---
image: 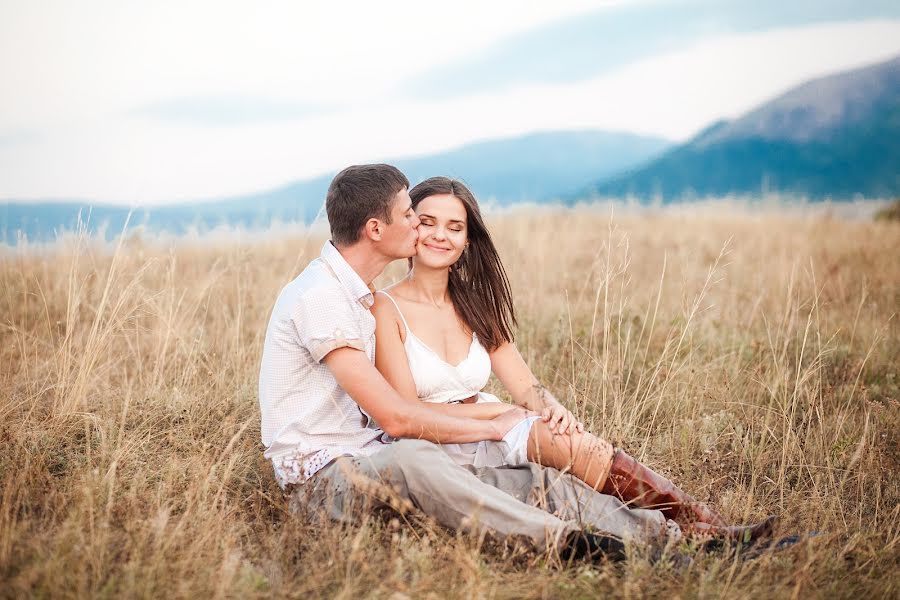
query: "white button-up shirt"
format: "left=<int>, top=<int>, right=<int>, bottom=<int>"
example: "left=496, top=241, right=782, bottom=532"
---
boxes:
left=259, top=241, right=386, bottom=488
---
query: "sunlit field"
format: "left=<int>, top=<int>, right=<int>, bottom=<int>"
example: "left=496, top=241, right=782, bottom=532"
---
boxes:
left=2, top=203, right=898, bottom=599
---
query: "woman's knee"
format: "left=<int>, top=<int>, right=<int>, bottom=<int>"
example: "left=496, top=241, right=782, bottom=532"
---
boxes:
left=568, top=431, right=614, bottom=468
left=529, top=422, right=579, bottom=465
left=530, top=426, right=613, bottom=464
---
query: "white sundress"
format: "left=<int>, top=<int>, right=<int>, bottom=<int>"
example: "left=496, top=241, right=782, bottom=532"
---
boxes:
left=377, top=291, right=538, bottom=467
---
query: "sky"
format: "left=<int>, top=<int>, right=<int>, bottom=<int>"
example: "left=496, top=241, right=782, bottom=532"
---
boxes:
left=2, top=0, right=900, bottom=205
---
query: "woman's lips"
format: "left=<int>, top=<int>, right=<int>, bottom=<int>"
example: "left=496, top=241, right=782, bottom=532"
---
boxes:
left=423, top=243, right=451, bottom=252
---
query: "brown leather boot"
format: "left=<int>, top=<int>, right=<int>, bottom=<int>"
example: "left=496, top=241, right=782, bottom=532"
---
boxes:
left=600, top=449, right=776, bottom=543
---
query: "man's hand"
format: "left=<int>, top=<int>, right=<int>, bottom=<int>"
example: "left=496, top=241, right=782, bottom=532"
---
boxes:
left=540, top=404, right=583, bottom=435
left=490, top=406, right=538, bottom=440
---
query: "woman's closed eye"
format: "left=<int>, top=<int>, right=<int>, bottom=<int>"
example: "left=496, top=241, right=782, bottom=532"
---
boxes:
left=422, top=221, right=462, bottom=232
left=417, top=217, right=465, bottom=236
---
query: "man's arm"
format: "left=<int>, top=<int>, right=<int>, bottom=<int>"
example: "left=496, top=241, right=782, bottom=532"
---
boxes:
left=422, top=401, right=517, bottom=420
left=324, top=347, right=526, bottom=443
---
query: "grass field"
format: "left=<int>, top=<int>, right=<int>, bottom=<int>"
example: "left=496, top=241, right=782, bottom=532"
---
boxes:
left=2, top=205, right=898, bottom=598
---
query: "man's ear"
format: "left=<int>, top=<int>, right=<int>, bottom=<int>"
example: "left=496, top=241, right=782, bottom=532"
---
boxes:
left=364, top=218, right=382, bottom=241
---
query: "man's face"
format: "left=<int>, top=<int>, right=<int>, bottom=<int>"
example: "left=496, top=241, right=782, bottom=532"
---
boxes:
left=379, top=188, right=420, bottom=259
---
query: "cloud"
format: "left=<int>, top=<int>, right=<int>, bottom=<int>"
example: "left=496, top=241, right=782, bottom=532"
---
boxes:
left=0, top=1, right=605, bottom=131
left=402, top=0, right=900, bottom=98
left=4, top=20, right=899, bottom=206
left=2, top=3, right=900, bottom=205
left=0, top=128, right=40, bottom=148
left=132, top=94, right=328, bottom=126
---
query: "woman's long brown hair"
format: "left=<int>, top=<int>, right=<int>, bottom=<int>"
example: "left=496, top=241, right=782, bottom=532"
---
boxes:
left=408, top=177, right=517, bottom=351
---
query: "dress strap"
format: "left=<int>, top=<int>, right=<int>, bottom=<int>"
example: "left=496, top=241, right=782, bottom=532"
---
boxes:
left=376, top=290, right=411, bottom=338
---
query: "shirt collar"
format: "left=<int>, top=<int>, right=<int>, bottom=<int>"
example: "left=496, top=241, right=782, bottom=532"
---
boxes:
left=320, top=241, right=375, bottom=309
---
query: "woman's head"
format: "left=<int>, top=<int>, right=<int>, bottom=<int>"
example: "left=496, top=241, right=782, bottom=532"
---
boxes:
left=409, top=191, right=468, bottom=270
left=408, top=177, right=516, bottom=351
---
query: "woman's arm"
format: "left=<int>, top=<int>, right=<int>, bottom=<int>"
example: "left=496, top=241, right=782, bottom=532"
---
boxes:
left=372, top=293, right=420, bottom=402
left=372, top=293, right=520, bottom=422
left=489, top=341, right=583, bottom=433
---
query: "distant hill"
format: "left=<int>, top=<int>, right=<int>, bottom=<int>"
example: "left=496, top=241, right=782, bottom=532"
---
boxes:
left=396, top=130, right=669, bottom=204
left=1, top=130, right=669, bottom=244
left=585, top=56, right=900, bottom=201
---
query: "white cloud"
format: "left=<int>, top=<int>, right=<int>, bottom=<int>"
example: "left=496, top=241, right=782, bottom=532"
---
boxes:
left=0, top=0, right=610, bottom=130
left=475, top=19, right=900, bottom=140
left=1, top=6, right=898, bottom=203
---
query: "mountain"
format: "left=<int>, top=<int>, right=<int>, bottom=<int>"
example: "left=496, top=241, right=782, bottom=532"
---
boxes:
left=395, top=130, right=669, bottom=204
left=1, top=130, right=669, bottom=244
left=585, top=56, right=900, bottom=201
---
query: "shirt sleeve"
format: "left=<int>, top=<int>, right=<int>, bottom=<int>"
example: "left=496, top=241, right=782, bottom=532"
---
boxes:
left=290, top=283, right=366, bottom=363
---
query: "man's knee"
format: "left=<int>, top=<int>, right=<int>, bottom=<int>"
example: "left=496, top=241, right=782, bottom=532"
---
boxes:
left=373, top=439, right=462, bottom=490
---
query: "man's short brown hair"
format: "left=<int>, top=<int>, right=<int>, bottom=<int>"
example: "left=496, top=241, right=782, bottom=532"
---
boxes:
left=325, top=164, right=410, bottom=246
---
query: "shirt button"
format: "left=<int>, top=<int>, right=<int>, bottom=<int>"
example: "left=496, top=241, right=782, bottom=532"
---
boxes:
left=334, top=329, right=343, bottom=337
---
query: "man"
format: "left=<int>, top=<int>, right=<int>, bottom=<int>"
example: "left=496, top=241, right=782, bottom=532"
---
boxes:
left=259, top=164, right=671, bottom=560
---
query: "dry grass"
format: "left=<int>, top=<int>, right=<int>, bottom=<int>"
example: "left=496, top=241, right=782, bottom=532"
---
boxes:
left=2, top=206, right=899, bottom=599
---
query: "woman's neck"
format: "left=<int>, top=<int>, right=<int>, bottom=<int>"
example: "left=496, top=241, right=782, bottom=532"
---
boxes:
left=405, top=264, right=451, bottom=307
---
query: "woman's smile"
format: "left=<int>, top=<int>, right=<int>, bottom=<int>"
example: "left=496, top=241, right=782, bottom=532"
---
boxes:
left=422, top=242, right=452, bottom=252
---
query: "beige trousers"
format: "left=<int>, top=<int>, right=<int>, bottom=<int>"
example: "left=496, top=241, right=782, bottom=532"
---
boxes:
left=290, top=439, right=670, bottom=553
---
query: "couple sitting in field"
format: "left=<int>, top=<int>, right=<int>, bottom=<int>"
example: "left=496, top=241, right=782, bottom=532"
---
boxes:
left=258, top=164, right=775, bottom=560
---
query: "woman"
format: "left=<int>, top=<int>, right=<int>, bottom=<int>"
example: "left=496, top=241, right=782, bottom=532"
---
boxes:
left=372, top=176, right=774, bottom=542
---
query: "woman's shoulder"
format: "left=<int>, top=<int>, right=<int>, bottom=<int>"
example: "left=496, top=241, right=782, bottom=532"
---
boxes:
left=371, top=289, right=398, bottom=315
left=371, top=289, right=406, bottom=338
left=373, top=282, right=412, bottom=311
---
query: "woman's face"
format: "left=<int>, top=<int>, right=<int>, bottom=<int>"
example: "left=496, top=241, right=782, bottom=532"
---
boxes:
left=413, top=193, right=468, bottom=270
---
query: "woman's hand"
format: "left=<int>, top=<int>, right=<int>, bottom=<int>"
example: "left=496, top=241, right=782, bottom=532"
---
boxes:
left=540, top=404, right=583, bottom=435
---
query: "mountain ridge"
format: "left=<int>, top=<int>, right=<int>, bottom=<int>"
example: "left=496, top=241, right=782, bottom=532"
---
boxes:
left=586, top=55, right=900, bottom=200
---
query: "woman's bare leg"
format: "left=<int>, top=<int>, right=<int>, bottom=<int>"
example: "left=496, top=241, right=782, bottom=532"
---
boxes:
left=526, top=422, right=776, bottom=543
left=527, top=420, right=727, bottom=525
left=526, top=420, right=615, bottom=490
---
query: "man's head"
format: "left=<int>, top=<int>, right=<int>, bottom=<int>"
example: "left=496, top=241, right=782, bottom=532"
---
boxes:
left=325, top=164, right=419, bottom=258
